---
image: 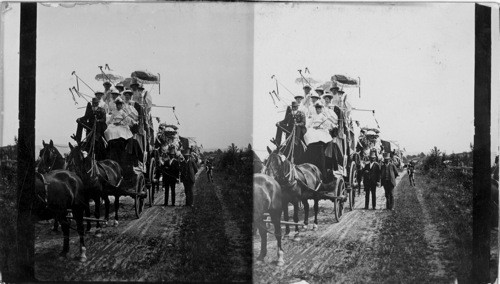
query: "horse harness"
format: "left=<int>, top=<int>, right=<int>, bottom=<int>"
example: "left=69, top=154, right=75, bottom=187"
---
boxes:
left=96, top=162, right=123, bottom=189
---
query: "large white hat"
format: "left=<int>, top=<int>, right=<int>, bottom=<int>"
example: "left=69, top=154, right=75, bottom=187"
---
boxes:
left=314, top=101, right=324, bottom=108
left=310, top=93, right=321, bottom=100
left=114, top=97, right=124, bottom=104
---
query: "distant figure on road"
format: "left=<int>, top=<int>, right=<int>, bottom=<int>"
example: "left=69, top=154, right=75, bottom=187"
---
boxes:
left=206, top=159, right=213, bottom=182
left=180, top=148, right=198, bottom=207
left=381, top=153, right=399, bottom=210
left=407, top=161, right=415, bottom=186
left=363, top=151, right=381, bottom=210
left=160, top=148, right=180, bottom=207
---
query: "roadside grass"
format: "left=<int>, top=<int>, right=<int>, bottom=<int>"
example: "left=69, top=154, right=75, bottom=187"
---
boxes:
left=420, top=169, right=473, bottom=283
left=0, top=170, right=17, bottom=280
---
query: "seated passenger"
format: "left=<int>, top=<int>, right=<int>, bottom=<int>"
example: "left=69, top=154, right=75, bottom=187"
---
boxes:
left=106, top=88, right=121, bottom=115
left=306, top=93, right=321, bottom=120
left=304, top=101, right=333, bottom=145
left=104, top=97, right=133, bottom=141
left=122, top=90, right=140, bottom=123
left=321, top=92, right=339, bottom=131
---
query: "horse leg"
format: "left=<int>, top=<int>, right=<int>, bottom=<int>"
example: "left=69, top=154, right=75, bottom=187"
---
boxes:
left=94, top=195, right=101, bottom=230
left=283, top=197, right=291, bottom=238
left=85, top=198, right=92, bottom=232
left=256, top=219, right=267, bottom=263
left=313, top=199, right=319, bottom=231
left=73, top=208, right=87, bottom=262
left=270, top=210, right=284, bottom=266
left=302, top=199, right=309, bottom=231
left=113, top=195, right=120, bottom=226
left=293, top=202, right=300, bottom=241
left=59, top=216, right=70, bottom=258
left=52, top=219, right=59, bottom=233
left=104, top=195, right=111, bottom=226
left=93, top=196, right=103, bottom=237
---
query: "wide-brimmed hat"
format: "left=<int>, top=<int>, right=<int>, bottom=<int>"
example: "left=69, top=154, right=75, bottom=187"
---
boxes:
left=303, top=84, right=311, bottom=90
left=130, top=78, right=139, bottom=87
left=110, top=88, right=120, bottom=96
left=366, top=130, right=378, bottom=136
left=116, top=82, right=124, bottom=88
left=322, top=93, right=333, bottom=99
left=95, top=91, right=104, bottom=96
left=315, top=86, right=324, bottom=92
left=122, top=90, right=133, bottom=96
left=310, top=94, right=321, bottom=100
left=114, top=97, right=124, bottom=104
left=330, top=82, right=340, bottom=91
left=294, top=94, right=304, bottom=99
left=103, top=81, right=112, bottom=87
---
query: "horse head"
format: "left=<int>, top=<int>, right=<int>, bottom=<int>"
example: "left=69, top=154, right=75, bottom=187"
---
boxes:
left=265, top=152, right=297, bottom=190
left=66, top=142, right=89, bottom=177
left=38, top=139, right=64, bottom=174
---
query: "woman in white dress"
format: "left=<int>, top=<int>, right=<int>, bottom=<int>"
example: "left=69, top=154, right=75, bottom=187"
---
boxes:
left=322, top=92, right=339, bottom=130
left=304, top=101, right=333, bottom=145
left=104, top=97, right=133, bottom=141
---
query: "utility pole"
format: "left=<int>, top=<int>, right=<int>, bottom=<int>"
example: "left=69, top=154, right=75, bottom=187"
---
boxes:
left=472, top=4, right=491, bottom=283
left=16, top=2, right=37, bottom=281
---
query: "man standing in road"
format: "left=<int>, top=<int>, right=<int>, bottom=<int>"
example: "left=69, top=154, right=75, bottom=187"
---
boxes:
left=381, top=153, right=399, bottom=210
left=363, top=151, right=381, bottom=209
left=161, top=148, right=180, bottom=206
left=180, top=148, right=198, bottom=207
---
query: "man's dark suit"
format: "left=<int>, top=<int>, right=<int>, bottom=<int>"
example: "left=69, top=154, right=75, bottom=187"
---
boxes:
left=275, top=110, right=307, bottom=161
left=381, top=161, right=399, bottom=210
left=180, top=156, right=198, bottom=206
left=75, top=103, right=107, bottom=160
left=363, top=161, right=381, bottom=209
left=161, top=158, right=180, bottom=206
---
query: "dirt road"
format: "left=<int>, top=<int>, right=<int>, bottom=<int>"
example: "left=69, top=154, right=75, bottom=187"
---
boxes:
left=253, top=171, right=470, bottom=283
left=34, top=167, right=252, bottom=282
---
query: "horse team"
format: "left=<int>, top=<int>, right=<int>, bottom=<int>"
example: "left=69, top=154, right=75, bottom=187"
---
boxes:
left=34, top=140, right=127, bottom=262
left=254, top=147, right=338, bottom=266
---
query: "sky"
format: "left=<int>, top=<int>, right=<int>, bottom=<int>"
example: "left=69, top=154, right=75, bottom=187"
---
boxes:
left=1, top=2, right=253, bottom=151
left=253, top=2, right=499, bottom=159
left=1, top=2, right=499, bottom=160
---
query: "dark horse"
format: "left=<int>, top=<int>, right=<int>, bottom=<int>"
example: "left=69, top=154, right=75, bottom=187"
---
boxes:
left=66, top=142, right=123, bottom=229
left=34, top=170, right=87, bottom=261
left=265, top=148, right=328, bottom=239
left=37, top=140, right=68, bottom=233
left=37, top=140, right=66, bottom=174
left=254, top=173, right=284, bottom=266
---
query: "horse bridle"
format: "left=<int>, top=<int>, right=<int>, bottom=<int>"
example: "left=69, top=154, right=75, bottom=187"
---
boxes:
left=37, top=146, right=58, bottom=173
left=265, top=154, right=297, bottom=188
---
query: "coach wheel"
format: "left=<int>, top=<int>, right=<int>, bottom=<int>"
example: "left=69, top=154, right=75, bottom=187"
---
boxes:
left=135, top=174, right=146, bottom=218
left=148, top=157, right=156, bottom=206
left=348, top=162, right=358, bottom=211
left=333, top=179, right=346, bottom=222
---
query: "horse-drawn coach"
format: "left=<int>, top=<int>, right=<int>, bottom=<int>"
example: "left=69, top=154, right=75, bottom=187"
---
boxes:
left=33, top=66, right=195, bottom=260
